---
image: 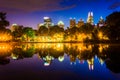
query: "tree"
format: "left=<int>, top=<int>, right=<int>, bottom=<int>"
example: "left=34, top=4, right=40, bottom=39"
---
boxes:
left=22, top=27, right=35, bottom=41
left=38, top=26, right=48, bottom=36
left=0, top=12, right=9, bottom=29
left=49, top=25, right=64, bottom=36
left=79, top=23, right=94, bottom=34
left=105, top=11, right=120, bottom=40
left=12, top=25, right=23, bottom=41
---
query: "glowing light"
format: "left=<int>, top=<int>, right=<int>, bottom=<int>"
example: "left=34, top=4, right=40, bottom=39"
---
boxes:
left=44, top=17, right=50, bottom=20
left=44, top=62, right=50, bottom=66
left=98, top=32, right=103, bottom=40
left=58, top=56, right=64, bottom=62
left=0, top=32, right=12, bottom=41
left=87, top=58, right=94, bottom=70
left=0, top=43, right=13, bottom=57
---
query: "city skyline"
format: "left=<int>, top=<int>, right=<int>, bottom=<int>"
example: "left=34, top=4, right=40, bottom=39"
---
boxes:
left=0, top=0, right=120, bottom=29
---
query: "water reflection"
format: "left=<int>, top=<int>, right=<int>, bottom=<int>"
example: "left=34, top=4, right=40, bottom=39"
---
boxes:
left=0, top=43, right=120, bottom=73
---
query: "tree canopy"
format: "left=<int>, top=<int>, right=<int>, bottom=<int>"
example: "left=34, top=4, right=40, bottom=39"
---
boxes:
left=0, top=12, right=9, bottom=29
left=105, top=11, right=120, bottom=40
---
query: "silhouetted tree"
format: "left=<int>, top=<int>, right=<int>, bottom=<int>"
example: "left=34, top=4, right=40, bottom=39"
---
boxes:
left=105, top=45, right=120, bottom=73
left=105, top=11, right=120, bottom=40
left=79, top=23, right=94, bottom=34
left=0, top=12, right=9, bottom=30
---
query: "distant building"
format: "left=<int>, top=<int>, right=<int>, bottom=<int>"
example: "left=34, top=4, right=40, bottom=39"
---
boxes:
left=77, top=19, right=84, bottom=28
left=87, top=12, right=94, bottom=25
left=58, top=20, right=64, bottom=28
left=97, top=16, right=105, bottom=27
left=70, top=18, right=76, bottom=28
left=10, top=24, right=23, bottom=32
left=38, top=17, right=54, bottom=29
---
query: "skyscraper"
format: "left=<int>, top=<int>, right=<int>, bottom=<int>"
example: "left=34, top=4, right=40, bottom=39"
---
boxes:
left=87, top=12, right=94, bottom=25
left=38, top=17, right=54, bottom=29
left=77, top=18, right=84, bottom=28
left=70, top=18, right=76, bottom=28
left=44, top=17, right=53, bottom=28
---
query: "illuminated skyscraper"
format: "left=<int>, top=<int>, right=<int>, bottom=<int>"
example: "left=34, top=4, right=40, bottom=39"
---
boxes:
left=70, top=18, right=76, bottom=28
left=77, top=19, right=84, bottom=28
left=87, top=12, right=94, bottom=25
left=44, top=17, right=54, bottom=28
left=38, top=17, right=54, bottom=29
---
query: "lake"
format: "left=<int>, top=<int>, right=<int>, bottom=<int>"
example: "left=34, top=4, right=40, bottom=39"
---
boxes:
left=0, top=43, right=120, bottom=80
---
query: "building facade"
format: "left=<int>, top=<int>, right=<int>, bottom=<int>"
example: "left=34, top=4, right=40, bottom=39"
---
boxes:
left=87, top=12, right=94, bottom=25
left=70, top=18, right=76, bottom=28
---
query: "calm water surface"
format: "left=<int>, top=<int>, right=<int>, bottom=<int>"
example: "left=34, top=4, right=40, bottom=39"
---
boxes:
left=0, top=43, right=120, bottom=80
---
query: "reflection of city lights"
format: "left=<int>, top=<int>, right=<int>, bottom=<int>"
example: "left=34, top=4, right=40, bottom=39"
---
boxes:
left=58, top=56, right=64, bottom=62
left=44, top=62, right=50, bottom=66
left=11, top=54, right=18, bottom=60
left=79, top=60, right=84, bottom=64
left=99, top=58, right=104, bottom=65
left=99, top=44, right=109, bottom=53
left=0, top=43, right=13, bottom=57
left=87, top=58, right=94, bottom=70
left=10, top=43, right=109, bottom=68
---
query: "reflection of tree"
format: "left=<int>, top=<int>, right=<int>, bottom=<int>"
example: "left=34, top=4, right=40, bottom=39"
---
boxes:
left=105, top=45, right=120, bottom=73
left=68, top=47, right=79, bottom=62
left=12, top=46, right=35, bottom=59
left=0, top=43, right=112, bottom=68
left=12, top=48, right=24, bottom=59
left=80, top=50, right=93, bottom=60
left=23, top=47, right=35, bottom=57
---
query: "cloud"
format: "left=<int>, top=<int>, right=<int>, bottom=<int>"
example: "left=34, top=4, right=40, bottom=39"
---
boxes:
left=109, top=1, right=120, bottom=9
left=0, top=0, right=79, bottom=13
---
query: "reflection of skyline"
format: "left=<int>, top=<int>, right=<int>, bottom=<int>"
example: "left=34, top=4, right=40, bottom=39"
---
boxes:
left=0, top=43, right=110, bottom=70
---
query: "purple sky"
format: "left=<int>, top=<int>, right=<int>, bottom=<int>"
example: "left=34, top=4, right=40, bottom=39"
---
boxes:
left=0, top=0, right=120, bottom=29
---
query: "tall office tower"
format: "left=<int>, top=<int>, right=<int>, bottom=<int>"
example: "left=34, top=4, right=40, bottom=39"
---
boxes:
left=70, top=18, right=76, bottom=28
left=87, top=12, right=94, bottom=25
left=44, top=17, right=53, bottom=28
left=77, top=18, right=84, bottom=28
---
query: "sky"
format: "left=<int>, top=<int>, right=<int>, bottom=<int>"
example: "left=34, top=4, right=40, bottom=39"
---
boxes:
left=0, top=0, right=120, bottom=29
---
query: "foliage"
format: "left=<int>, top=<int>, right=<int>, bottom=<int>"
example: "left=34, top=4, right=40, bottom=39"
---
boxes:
left=105, top=11, right=120, bottom=40
left=79, top=23, right=94, bottom=34
left=22, top=27, right=35, bottom=41
left=49, top=25, right=64, bottom=36
left=0, top=12, right=9, bottom=29
left=38, top=26, right=48, bottom=36
left=12, top=25, right=23, bottom=39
